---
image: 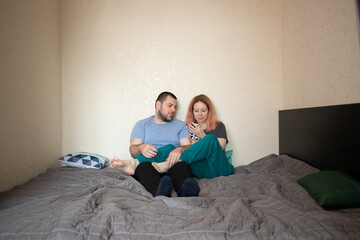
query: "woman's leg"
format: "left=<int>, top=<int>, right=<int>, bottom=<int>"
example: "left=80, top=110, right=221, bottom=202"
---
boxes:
left=181, top=134, right=234, bottom=179
left=135, top=144, right=176, bottom=164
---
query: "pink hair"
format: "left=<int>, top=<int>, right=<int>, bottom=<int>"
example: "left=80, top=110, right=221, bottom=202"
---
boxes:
left=185, top=94, right=219, bottom=131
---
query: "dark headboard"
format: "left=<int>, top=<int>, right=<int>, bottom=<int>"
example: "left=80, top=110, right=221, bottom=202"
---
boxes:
left=279, top=103, right=360, bottom=181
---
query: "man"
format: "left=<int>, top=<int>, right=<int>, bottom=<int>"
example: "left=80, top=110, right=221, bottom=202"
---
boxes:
left=110, top=92, right=200, bottom=197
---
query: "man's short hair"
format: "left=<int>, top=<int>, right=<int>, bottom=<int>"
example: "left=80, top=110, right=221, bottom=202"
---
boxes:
left=155, top=92, right=177, bottom=105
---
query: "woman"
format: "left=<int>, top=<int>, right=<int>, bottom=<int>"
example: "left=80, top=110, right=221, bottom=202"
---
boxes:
left=151, top=94, right=234, bottom=179
left=186, top=94, right=227, bottom=150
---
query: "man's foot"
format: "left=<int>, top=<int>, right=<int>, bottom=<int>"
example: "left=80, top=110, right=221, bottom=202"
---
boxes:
left=109, top=156, right=138, bottom=175
left=152, top=162, right=170, bottom=173
left=181, top=178, right=200, bottom=197
left=154, top=176, right=173, bottom=197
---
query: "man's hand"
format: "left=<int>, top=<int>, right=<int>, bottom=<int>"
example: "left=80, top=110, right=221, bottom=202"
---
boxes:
left=130, top=138, right=158, bottom=158
left=166, top=147, right=184, bottom=167
left=140, top=144, right=158, bottom=158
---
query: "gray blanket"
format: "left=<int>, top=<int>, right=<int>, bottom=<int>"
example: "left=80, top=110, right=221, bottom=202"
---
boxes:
left=0, top=154, right=359, bottom=239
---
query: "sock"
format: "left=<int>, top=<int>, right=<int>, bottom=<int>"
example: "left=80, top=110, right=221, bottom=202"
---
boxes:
left=154, top=176, right=173, bottom=197
left=180, top=178, right=200, bottom=197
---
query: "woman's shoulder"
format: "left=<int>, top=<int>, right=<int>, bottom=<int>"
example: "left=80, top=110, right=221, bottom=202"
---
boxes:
left=216, top=121, right=226, bottom=129
left=208, top=121, right=226, bottom=134
left=209, top=121, right=227, bottom=141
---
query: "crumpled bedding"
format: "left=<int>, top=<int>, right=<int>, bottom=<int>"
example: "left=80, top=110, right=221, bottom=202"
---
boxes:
left=0, top=154, right=359, bottom=239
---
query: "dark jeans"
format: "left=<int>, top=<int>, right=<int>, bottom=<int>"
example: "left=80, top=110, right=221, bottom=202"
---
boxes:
left=133, top=161, right=193, bottom=196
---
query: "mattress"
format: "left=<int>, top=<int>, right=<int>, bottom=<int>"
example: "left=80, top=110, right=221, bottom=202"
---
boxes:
left=0, top=154, right=359, bottom=239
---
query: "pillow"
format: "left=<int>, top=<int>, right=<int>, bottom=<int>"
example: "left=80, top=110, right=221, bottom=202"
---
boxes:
left=225, top=150, right=233, bottom=164
left=297, top=170, right=360, bottom=209
left=58, top=152, right=108, bottom=169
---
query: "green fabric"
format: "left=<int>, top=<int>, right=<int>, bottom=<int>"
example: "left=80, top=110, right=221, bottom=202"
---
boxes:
left=135, top=144, right=176, bottom=163
left=181, top=134, right=234, bottom=179
left=135, top=134, right=234, bottom=179
left=297, top=170, right=360, bottom=209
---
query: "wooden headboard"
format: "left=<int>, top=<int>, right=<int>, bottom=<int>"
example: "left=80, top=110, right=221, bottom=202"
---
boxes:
left=279, top=103, right=360, bottom=181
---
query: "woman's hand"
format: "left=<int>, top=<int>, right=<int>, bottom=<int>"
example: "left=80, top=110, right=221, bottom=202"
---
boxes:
left=189, top=122, right=206, bottom=139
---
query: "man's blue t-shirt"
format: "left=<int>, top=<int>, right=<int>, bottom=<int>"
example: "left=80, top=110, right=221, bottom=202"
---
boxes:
left=130, top=116, right=190, bottom=149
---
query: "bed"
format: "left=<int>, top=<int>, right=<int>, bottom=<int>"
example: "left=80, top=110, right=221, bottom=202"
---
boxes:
left=1, top=103, right=360, bottom=239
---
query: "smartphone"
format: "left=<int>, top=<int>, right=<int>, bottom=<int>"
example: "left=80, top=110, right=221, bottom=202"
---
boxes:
left=190, top=123, right=200, bottom=140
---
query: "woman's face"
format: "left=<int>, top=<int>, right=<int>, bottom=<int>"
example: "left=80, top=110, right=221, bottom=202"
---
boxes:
left=193, top=101, right=209, bottom=124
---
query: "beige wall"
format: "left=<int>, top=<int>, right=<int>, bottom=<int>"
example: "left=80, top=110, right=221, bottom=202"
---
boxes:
left=0, top=0, right=62, bottom=192
left=61, top=0, right=283, bottom=167
left=1, top=0, right=359, bottom=191
left=283, top=0, right=360, bottom=109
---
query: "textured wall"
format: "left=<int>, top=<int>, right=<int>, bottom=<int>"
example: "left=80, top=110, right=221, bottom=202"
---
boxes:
left=283, top=0, right=360, bottom=109
left=0, top=0, right=62, bottom=192
left=1, top=0, right=359, bottom=192
left=61, top=0, right=283, bottom=167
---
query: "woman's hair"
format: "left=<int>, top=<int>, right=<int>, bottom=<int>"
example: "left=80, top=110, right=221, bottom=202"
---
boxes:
left=185, top=94, right=219, bottom=131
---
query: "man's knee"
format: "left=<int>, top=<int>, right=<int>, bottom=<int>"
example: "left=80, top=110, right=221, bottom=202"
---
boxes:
left=135, top=162, right=155, bottom=174
left=170, top=161, right=190, bottom=169
left=168, top=161, right=192, bottom=175
left=138, top=161, right=153, bottom=167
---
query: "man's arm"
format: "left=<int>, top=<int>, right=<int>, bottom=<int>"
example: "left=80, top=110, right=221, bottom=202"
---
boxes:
left=129, top=138, right=143, bottom=158
left=166, top=137, right=191, bottom=166
left=129, top=138, right=158, bottom=158
left=180, top=137, right=191, bottom=147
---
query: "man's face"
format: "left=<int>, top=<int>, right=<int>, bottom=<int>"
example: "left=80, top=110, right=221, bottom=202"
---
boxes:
left=157, top=96, right=178, bottom=122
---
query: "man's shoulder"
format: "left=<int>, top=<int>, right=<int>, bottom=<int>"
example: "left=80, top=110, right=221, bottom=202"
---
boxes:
left=135, top=116, right=186, bottom=129
left=136, top=115, right=154, bottom=125
left=169, top=118, right=187, bottom=126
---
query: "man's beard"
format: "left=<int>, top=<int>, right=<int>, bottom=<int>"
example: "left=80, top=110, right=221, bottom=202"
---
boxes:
left=158, top=111, right=173, bottom=122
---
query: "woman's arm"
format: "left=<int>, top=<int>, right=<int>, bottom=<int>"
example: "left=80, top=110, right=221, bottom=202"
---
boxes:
left=190, top=122, right=227, bottom=150
left=217, top=137, right=227, bottom=150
